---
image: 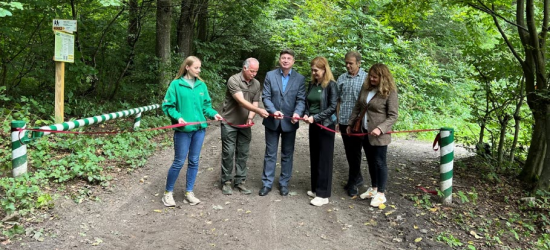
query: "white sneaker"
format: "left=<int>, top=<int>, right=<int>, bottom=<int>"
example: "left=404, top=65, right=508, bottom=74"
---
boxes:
left=310, top=197, right=329, bottom=206
left=307, top=191, right=316, bottom=198
left=162, top=192, right=176, bottom=207
left=185, top=192, right=201, bottom=205
left=370, top=193, right=386, bottom=207
left=360, top=187, right=378, bottom=199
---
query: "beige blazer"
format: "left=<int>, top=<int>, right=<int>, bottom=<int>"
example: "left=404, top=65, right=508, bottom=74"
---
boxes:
left=348, top=90, right=398, bottom=146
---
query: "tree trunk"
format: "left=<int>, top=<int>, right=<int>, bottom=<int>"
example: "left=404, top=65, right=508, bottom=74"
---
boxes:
left=110, top=0, right=145, bottom=99
left=71, top=0, right=98, bottom=96
left=517, top=60, right=546, bottom=184
left=478, top=122, right=486, bottom=144
left=177, top=0, right=195, bottom=57
left=156, top=0, right=172, bottom=87
left=520, top=108, right=546, bottom=184
left=509, top=77, right=525, bottom=163
left=0, top=63, right=6, bottom=88
left=497, top=115, right=511, bottom=168
left=128, top=0, right=139, bottom=47
left=476, top=79, right=491, bottom=157
left=510, top=116, right=521, bottom=163
left=197, top=0, right=208, bottom=42
left=536, top=104, right=550, bottom=190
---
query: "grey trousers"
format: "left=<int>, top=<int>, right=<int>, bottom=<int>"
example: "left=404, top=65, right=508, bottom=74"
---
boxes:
left=221, top=123, right=252, bottom=185
left=261, top=125, right=297, bottom=188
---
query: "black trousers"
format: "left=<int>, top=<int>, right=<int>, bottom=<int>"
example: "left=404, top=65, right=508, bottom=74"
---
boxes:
left=339, top=124, right=364, bottom=188
left=364, top=138, right=388, bottom=192
left=309, top=123, right=335, bottom=198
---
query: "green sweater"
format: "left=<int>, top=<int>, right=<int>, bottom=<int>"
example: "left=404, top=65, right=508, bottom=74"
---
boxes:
left=162, top=77, right=219, bottom=132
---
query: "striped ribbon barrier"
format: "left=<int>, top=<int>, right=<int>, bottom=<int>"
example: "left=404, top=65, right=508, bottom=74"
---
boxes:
left=10, top=104, right=160, bottom=177
left=12, top=111, right=455, bottom=204
left=36, top=104, right=159, bottom=136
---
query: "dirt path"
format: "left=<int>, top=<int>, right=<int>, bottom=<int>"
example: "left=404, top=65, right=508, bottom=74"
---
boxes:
left=6, top=117, right=472, bottom=250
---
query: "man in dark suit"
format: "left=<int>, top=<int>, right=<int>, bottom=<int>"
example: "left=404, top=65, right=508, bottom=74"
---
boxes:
left=259, top=49, right=306, bottom=196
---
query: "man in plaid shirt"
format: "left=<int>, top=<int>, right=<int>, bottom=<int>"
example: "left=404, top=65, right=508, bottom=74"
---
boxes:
left=336, top=51, right=368, bottom=197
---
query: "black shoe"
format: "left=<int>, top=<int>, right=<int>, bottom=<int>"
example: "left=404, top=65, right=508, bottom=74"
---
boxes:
left=347, top=186, right=359, bottom=197
left=259, top=186, right=271, bottom=196
left=280, top=186, right=289, bottom=196
left=344, top=183, right=351, bottom=190
left=345, top=178, right=364, bottom=190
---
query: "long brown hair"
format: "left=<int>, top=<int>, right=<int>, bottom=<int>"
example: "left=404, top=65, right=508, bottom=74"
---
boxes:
left=310, top=56, right=335, bottom=88
left=174, top=56, right=204, bottom=81
left=359, top=63, right=396, bottom=103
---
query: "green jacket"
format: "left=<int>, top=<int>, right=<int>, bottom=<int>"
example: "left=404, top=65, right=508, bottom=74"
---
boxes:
left=162, top=77, right=219, bottom=132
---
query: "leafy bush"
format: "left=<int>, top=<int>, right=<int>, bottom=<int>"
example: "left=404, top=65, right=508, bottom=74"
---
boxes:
left=0, top=173, right=49, bottom=216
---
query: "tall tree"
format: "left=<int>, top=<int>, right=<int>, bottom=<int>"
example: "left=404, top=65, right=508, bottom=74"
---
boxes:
left=128, top=0, right=139, bottom=47
left=156, top=0, right=171, bottom=87
left=196, top=0, right=208, bottom=42
left=176, top=0, right=196, bottom=57
left=461, top=0, right=549, bottom=189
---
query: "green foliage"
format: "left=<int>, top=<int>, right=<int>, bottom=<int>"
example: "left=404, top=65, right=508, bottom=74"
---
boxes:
left=0, top=1, right=23, bottom=17
left=0, top=173, right=48, bottom=215
left=268, top=0, right=480, bottom=141
left=2, top=223, right=24, bottom=238
left=406, top=193, right=434, bottom=209
left=536, top=234, right=550, bottom=250
left=436, top=231, right=463, bottom=247
left=98, top=0, right=122, bottom=6
left=456, top=188, right=479, bottom=205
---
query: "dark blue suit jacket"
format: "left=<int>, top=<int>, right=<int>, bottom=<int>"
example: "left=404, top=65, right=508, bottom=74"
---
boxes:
left=262, top=68, right=306, bottom=132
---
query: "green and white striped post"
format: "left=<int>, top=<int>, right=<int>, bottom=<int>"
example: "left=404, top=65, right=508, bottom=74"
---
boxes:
left=439, top=127, right=454, bottom=204
left=133, top=112, right=142, bottom=131
left=11, top=120, right=28, bottom=177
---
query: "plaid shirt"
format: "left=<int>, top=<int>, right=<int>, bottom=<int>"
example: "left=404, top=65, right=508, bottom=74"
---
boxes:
left=337, top=68, right=367, bottom=125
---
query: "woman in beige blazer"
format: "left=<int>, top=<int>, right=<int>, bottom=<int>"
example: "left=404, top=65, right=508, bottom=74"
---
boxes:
left=347, top=63, right=398, bottom=207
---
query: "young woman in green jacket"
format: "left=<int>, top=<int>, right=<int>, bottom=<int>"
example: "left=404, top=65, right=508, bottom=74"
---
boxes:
left=161, top=56, right=223, bottom=207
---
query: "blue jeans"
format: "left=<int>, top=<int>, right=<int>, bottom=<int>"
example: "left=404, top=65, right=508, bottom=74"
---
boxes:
left=165, top=129, right=205, bottom=192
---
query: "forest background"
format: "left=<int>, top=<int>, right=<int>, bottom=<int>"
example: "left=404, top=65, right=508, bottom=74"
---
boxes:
left=1, top=0, right=550, bottom=248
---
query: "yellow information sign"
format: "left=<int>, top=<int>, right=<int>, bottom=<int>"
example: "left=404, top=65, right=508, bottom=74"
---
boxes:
left=54, top=31, right=74, bottom=63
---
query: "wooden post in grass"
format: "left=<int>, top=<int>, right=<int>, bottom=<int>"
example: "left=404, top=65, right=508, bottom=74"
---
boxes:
left=55, top=61, right=65, bottom=123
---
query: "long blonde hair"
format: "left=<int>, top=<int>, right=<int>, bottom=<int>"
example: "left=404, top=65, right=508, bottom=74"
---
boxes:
left=310, top=56, right=335, bottom=88
left=174, top=56, right=204, bottom=81
left=361, top=63, right=396, bottom=100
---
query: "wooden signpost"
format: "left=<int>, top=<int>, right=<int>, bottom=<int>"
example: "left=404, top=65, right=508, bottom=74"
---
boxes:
left=52, top=19, right=76, bottom=123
